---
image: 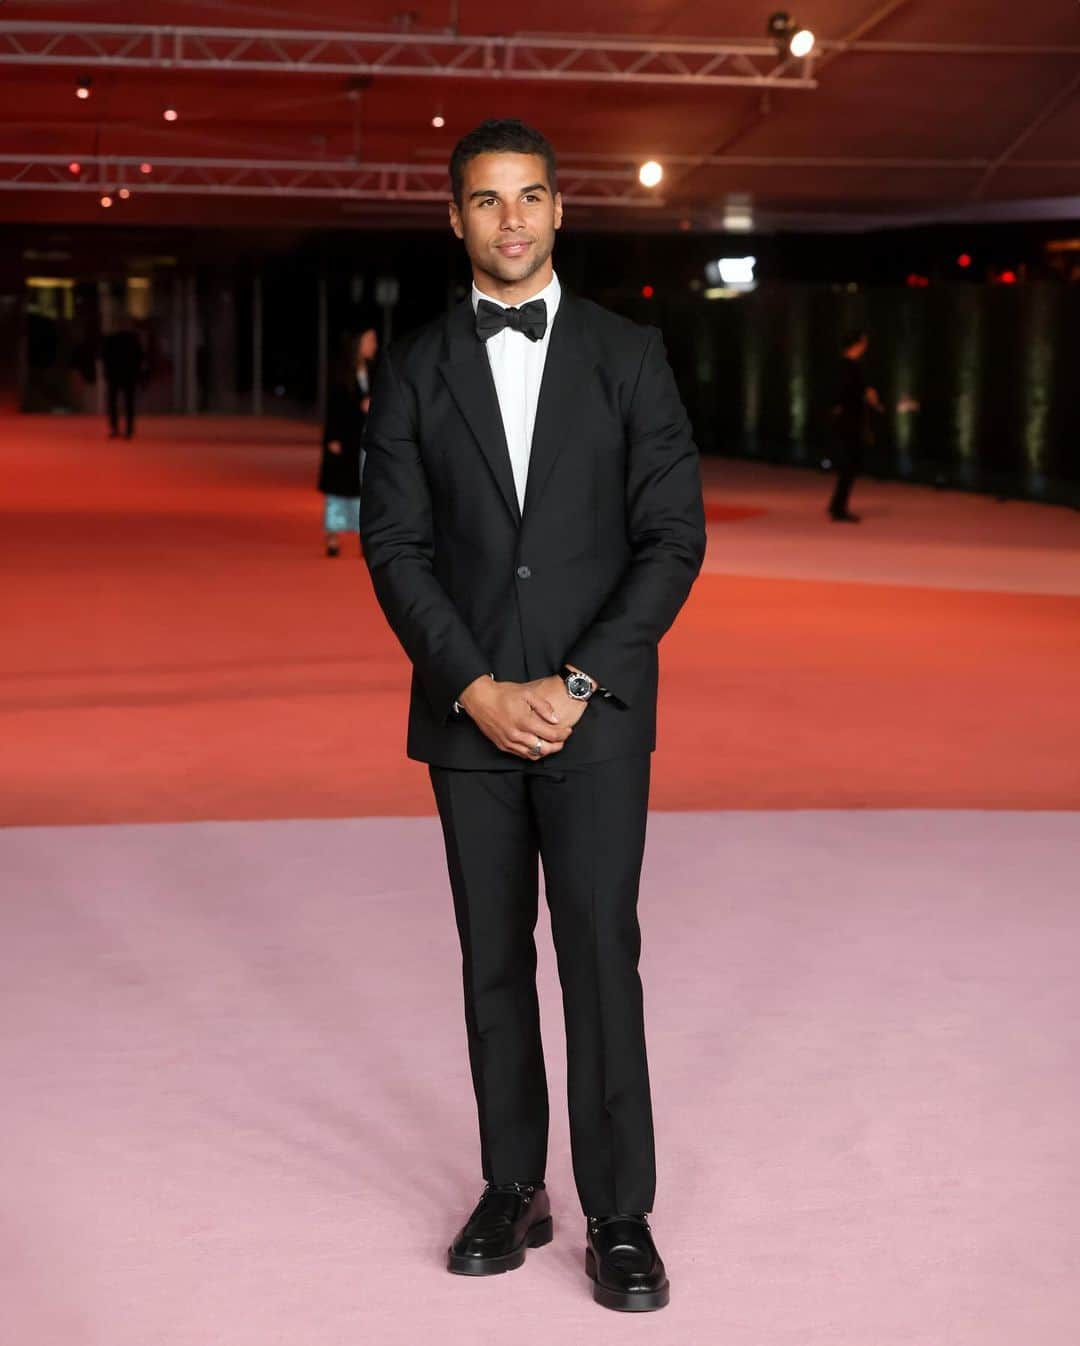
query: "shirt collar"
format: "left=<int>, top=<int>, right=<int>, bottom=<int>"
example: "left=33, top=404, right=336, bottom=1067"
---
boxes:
left=471, top=270, right=561, bottom=324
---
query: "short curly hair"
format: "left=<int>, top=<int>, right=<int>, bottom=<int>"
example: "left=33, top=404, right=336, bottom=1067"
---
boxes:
left=449, top=118, right=558, bottom=207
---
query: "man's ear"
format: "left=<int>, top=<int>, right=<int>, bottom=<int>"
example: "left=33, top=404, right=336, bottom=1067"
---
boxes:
left=448, top=200, right=464, bottom=240
left=553, top=192, right=563, bottom=231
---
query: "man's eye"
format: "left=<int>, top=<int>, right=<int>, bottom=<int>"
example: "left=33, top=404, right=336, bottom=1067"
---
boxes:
left=478, top=198, right=496, bottom=207
left=522, top=194, right=540, bottom=203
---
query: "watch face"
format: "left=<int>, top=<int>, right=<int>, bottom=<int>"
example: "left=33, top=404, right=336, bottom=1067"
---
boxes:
left=566, top=673, right=592, bottom=700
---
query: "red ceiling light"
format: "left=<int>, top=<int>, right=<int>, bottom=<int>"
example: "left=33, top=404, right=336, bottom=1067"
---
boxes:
left=905, top=272, right=929, bottom=288
left=68, top=161, right=81, bottom=175
left=76, top=76, right=92, bottom=100
left=139, top=162, right=153, bottom=175
left=118, top=188, right=131, bottom=200
left=100, top=195, right=114, bottom=209
left=641, top=285, right=655, bottom=298
left=957, top=253, right=972, bottom=268
left=1000, top=269, right=1017, bottom=285
left=163, top=107, right=178, bottom=122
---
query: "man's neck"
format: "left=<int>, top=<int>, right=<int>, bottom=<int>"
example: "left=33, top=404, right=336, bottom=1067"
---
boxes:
left=473, top=263, right=554, bottom=307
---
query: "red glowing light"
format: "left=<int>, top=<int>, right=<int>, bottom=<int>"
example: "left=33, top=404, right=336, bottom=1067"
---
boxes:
left=118, top=188, right=131, bottom=200
left=957, top=253, right=972, bottom=268
left=100, top=195, right=114, bottom=209
left=1000, top=270, right=1017, bottom=285
left=68, top=161, right=81, bottom=175
left=641, top=285, right=654, bottom=298
left=139, top=162, right=153, bottom=175
left=905, top=273, right=929, bottom=288
left=163, top=108, right=178, bottom=122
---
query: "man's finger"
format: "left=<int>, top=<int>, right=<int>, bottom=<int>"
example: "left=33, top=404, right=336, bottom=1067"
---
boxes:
left=524, top=692, right=560, bottom=724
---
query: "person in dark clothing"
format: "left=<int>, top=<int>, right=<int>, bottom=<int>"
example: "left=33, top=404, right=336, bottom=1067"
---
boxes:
left=319, top=327, right=378, bottom=556
left=828, top=329, right=882, bottom=523
left=361, top=119, right=705, bottom=1312
left=102, top=322, right=145, bottom=439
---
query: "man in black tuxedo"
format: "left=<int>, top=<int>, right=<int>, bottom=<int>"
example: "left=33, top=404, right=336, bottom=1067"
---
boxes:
left=360, top=119, right=705, bottom=1312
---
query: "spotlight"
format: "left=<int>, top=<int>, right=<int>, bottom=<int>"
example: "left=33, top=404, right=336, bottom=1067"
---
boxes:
left=431, top=113, right=445, bottom=128
left=163, top=107, right=178, bottom=122
left=100, top=195, right=114, bottom=208
left=641, top=285, right=654, bottom=298
left=68, top=161, right=81, bottom=175
left=638, top=160, right=663, bottom=189
left=789, top=28, right=815, bottom=58
left=139, top=162, right=153, bottom=175
left=76, top=76, right=92, bottom=100
left=767, top=12, right=815, bottom=59
left=118, top=188, right=131, bottom=200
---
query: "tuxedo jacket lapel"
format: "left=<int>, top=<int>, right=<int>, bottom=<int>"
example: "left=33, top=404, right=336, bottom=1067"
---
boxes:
left=437, top=301, right=521, bottom=527
left=523, top=293, right=595, bottom=520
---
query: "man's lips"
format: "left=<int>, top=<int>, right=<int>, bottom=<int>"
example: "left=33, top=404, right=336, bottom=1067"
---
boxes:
left=496, top=239, right=533, bottom=255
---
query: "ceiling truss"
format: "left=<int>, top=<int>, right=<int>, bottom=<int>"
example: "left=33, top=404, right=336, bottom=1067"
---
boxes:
left=0, top=154, right=664, bottom=208
left=0, top=20, right=819, bottom=88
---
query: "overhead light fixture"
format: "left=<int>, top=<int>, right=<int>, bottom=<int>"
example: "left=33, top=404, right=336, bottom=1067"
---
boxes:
left=767, top=12, right=815, bottom=59
left=118, top=188, right=131, bottom=200
left=789, top=28, right=815, bottom=58
left=100, top=195, right=114, bottom=209
left=139, top=162, right=153, bottom=175
left=638, top=160, right=663, bottom=189
left=68, top=161, right=81, bottom=175
left=431, top=110, right=446, bottom=128
left=163, top=107, right=178, bottom=122
left=76, top=76, right=92, bottom=100
left=704, top=256, right=758, bottom=295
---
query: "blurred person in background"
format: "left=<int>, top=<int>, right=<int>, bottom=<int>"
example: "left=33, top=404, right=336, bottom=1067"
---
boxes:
left=828, top=329, right=882, bottom=523
left=103, top=316, right=145, bottom=439
left=319, top=325, right=378, bottom=557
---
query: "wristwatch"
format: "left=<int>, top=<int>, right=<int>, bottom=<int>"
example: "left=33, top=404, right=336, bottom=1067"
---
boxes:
left=562, top=667, right=596, bottom=701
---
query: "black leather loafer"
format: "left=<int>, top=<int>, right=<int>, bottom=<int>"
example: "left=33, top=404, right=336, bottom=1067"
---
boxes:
left=585, top=1214, right=670, bottom=1311
left=447, top=1181, right=553, bottom=1275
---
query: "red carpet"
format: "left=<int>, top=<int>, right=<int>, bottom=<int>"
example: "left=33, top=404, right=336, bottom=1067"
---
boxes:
left=3, top=414, right=1079, bottom=824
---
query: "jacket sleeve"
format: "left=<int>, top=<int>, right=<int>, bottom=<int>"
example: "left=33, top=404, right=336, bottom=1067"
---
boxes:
left=564, top=328, right=706, bottom=706
left=360, top=348, right=492, bottom=720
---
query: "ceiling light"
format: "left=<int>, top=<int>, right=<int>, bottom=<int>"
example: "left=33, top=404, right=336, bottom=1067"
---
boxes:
left=163, top=107, right=178, bottom=122
left=431, top=113, right=445, bottom=128
left=100, top=195, right=114, bottom=209
left=638, top=160, right=663, bottom=189
left=767, top=12, right=815, bottom=59
left=76, top=76, right=92, bottom=100
left=789, top=28, right=815, bottom=58
left=139, top=162, right=153, bottom=175
left=68, top=161, right=81, bottom=175
left=118, top=188, right=131, bottom=200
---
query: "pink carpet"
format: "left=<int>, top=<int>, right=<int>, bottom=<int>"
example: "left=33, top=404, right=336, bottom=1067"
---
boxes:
left=4, top=811, right=1079, bottom=1345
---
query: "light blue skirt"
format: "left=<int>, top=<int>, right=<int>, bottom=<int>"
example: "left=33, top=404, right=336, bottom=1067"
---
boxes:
left=323, top=495, right=360, bottom=534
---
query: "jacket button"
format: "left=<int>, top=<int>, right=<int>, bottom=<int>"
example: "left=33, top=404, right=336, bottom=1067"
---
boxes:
left=516, top=565, right=532, bottom=579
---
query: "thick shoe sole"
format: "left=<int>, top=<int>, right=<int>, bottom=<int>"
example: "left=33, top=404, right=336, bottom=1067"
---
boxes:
left=585, top=1247, right=670, bottom=1311
left=447, top=1216, right=553, bottom=1276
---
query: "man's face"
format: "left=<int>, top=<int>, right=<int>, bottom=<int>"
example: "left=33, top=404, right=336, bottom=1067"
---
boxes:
left=449, top=151, right=563, bottom=292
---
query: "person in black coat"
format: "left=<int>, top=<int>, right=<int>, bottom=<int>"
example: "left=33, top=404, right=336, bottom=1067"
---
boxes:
left=361, top=118, right=705, bottom=1311
left=102, top=320, right=145, bottom=439
left=827, top=329, right=882, bottom=522
left=318, top=327, right=378, bottom=556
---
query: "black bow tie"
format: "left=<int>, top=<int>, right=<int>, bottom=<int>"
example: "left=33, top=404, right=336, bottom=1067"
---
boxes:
left=475, top=297, right=548, bottom=343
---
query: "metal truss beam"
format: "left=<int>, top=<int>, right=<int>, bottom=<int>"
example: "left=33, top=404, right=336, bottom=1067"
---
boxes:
left=0, top=20, right=816, bottom=88
left=0, top=154, right=664, bottom=208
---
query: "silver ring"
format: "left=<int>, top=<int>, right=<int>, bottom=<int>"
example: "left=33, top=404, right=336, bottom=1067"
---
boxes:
left=531, top=740, right=543, bottom=757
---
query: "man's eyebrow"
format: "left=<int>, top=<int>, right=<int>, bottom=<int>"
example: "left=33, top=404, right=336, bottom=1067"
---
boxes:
left=467, top=182, right=549, bottom=201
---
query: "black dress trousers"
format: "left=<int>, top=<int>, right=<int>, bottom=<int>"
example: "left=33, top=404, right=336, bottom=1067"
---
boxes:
left=429, top=753, right=655, bottom=1217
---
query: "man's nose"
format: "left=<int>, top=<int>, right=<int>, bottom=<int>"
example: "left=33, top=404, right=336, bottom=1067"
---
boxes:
left=499, top=203, right=525, bottom=230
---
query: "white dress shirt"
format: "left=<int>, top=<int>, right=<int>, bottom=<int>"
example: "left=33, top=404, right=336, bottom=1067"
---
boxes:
left=471, top=271, right=561, bottom=514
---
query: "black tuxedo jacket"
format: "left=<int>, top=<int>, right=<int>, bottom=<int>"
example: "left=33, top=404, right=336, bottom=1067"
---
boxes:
left=360, top=288, right=706, bottom=769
